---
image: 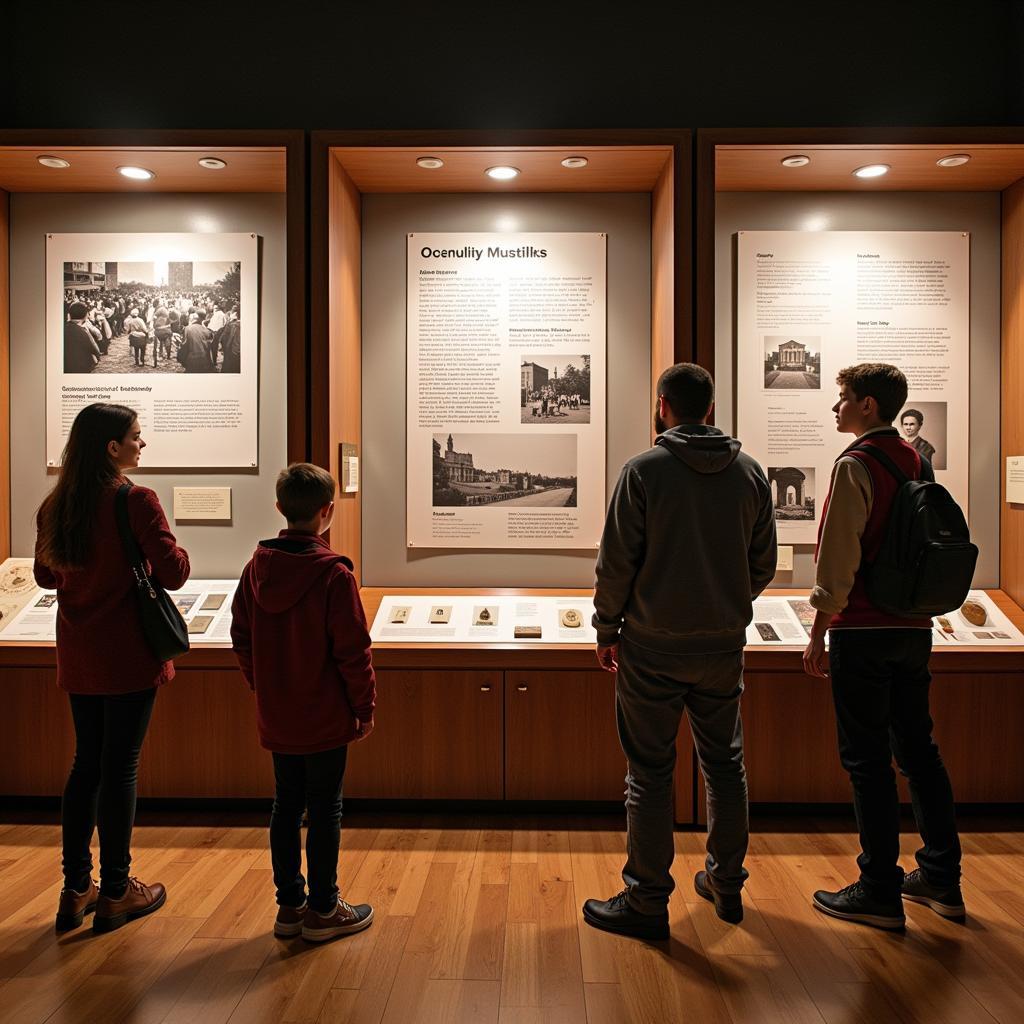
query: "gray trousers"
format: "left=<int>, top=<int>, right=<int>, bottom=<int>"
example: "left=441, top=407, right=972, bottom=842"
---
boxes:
left=616, top=637, right=749, bottom=914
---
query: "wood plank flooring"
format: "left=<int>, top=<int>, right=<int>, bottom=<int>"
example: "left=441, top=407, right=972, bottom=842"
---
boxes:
left=0, top=814, right=1021, bottom=1023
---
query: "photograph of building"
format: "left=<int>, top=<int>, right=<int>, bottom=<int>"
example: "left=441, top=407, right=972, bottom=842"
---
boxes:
left=521, top=355, right=591, bottom=423
left=763, top=335, right=822, bottom=390
left=767, top=466, right=816, bottom=520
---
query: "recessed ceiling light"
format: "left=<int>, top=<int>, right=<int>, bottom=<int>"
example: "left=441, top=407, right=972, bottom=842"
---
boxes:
left=416, top=156, right=444, bottom=169
left=852, top=163, right=890, bottom=179
left=118, top=166, right=156, bottom=181
left=561, top=156, right=588, bottom=169
left=936, top=154, right=971, bottom=168
left=780, top=155, right=810, bottom=168
left=37, top=155, right=70, bottom=169
left=485, top=165, right=520, bottom=181
left=198, top=157, right=226, bottom=170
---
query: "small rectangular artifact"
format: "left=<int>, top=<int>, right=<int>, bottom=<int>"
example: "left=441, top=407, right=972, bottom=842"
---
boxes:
left=389, top=606, right=412, bottom=624
left=187, top=615, right=214, bottom=635
left=514, top=625, right=542, bottom=639
left=429, top=605, right=452, bottom=624
left=200, top=593, right=227, bottom=611
left=473, top=605, right=498, bottom=626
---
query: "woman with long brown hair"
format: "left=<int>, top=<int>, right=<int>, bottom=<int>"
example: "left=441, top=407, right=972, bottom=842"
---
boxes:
left=35, top=403, right=190, bottom=933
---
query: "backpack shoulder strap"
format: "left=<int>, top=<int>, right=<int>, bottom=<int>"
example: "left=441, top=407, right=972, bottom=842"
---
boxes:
left=847, top=441, right=911, bottom=487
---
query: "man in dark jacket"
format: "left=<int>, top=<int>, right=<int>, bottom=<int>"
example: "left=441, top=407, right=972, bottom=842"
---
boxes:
left=583, top=363, right=776, bottom=939
left=178, top=313, right=216, bottom=373
left=63, top=302, right=100, bottom=373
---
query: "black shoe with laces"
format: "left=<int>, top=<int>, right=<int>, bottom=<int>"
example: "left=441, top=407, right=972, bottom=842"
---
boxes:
left=901, top=868, right=966, bottom=920
left=694, top=870, right=743, bottom=924
left=812, top=881, right=905, bottom=930
left=582, top=890, right=669, bottom=940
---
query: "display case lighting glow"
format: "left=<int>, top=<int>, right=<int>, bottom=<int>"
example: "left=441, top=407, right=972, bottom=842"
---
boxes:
left=416, top=156, right=444, bottom=169
left=117, top=166, right=156, bottom=181
left=936, top=154, right=971, bottom=168
left=561, top=156, right=589, bottom=169
left=780, top=155, right=811, bottom=167
left=852, top=164, right=890, bottom=179
left=198, top=157, right=227, bottom=170
left=485, top=165, right=520, bottom=180
left=37, top=155, right=70, bottom=169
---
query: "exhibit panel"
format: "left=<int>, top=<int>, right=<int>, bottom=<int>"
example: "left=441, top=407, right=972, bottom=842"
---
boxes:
left=693, top=129, right=1024, bottom=813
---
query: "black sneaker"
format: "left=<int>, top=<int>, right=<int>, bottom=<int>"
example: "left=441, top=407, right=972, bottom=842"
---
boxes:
left=901, top=869, right=966, bottom=920
left=812, top=881, right=905, bottom=930
left=694, top=870, right=743, bottom=924
left=582, top=890, right=669, bottom=940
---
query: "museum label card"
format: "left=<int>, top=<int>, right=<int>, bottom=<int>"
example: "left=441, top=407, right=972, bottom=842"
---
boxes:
left=173, top=487, right=232, bottom=521
left=1007, top=457, right=1024, bottom=504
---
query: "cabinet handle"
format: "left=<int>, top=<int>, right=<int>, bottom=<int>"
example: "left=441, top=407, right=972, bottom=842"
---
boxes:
left=480, top=685, right=491, bottom=692
left=517, top=684, right=528, bottom=692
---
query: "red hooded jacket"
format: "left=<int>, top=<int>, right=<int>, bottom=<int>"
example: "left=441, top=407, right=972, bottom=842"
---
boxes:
left=230, top=530, right=376, bottom=754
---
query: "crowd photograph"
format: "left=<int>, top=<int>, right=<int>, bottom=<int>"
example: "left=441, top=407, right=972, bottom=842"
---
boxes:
left=62, top=260, right=242, bottom=375
left=520, top=354, right=591, bottom=423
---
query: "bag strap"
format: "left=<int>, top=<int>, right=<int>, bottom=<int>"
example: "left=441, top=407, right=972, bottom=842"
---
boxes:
left=114, top=484, right=154, bottom=592
left=848, top=441, right=912, bottom=487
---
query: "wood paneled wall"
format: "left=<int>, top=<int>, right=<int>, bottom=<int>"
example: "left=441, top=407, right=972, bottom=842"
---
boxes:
left=327, top=156, right=363, bottom=580
left=650, top=156, right=675, bottom=431
left=0, top=188, right=9, bottom=561
left=1002, top=177, right=1024, bottom=606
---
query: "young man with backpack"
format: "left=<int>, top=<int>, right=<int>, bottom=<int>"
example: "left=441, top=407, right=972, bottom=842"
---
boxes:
left=804, top=363, right=969, bottom=930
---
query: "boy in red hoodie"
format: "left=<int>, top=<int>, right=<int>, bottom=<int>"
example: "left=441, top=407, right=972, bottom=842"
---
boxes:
left=231, top=463, right=376, bottom=942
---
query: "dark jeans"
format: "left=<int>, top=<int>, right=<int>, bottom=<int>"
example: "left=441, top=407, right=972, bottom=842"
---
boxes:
left=63, top=688, right=157, bottom=897
left=616, top=638, right=749, bottom=914
left=270, top=745, right=349, bottom=914
left=829, top=629, right=961, bottom=899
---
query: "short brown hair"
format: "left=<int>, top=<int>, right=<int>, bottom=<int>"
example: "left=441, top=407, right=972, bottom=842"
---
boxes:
left=657, top=362, right=715, bottom=420
left=276, top=463, right=336, bottom=522
left=836, top=363, right=908, bottom=422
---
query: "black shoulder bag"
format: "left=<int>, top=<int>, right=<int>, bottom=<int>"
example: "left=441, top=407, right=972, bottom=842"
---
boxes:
left=114, top=483, right=190, bottom=662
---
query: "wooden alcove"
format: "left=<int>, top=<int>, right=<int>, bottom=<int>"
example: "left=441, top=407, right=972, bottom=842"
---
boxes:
left=691, top=128, right=1024, bottom=817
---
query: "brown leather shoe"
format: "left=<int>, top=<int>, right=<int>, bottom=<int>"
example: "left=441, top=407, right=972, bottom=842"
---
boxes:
left=56, top=878, right=98, bottom=932
left=301, top=899, right=373, bottom=942
left=93, top=877, right=166, bottom=933
left=274, top=901, right=308, bottom=937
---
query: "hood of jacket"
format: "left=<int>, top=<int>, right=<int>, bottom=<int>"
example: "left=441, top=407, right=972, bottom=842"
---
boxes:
left=654, top=423, right=741, bottom=474
left=247, top=530, right=353, bottom=614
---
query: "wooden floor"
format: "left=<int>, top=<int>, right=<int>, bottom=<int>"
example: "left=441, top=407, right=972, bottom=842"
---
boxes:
left=0, top=814, right=1023, bottom=1023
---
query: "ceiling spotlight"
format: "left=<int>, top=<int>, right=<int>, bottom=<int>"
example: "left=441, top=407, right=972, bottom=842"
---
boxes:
left=561, top=156, right=589, bottom=169
left=485, top=165, right=520, bottom=181
left=198, top=157, right=226, bottom=170
left=852, top=163, right=890, bottom=179
left=118, top=166, right=156, bottom=181
left=37, top=155, right=70, bottom=169
left=780, top=155, right=810, bottom=168
left=936, top=154, right=971, bottom=168
left=416, top=156, right=444, bottom=169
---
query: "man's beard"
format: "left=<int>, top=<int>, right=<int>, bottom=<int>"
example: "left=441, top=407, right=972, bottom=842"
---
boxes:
left=654, top=409, right=667, bottom=435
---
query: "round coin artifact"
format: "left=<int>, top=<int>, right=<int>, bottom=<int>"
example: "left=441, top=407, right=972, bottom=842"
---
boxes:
left=560, top=609, right=582, bottom=628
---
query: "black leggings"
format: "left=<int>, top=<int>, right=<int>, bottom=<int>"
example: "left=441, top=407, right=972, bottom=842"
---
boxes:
left=62, top=688, right=157, bottom=897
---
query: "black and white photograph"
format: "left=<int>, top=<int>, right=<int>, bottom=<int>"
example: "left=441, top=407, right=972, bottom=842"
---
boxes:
left=898, top=400, right=948, bottom=471
left=768, top=466, right=816, bottom=521
left=432, top=433, right=578, bottom=508
left=763, top=334, right=822, bottom=390
left=62, top=260, right=242, bottom=375
left=34, top=594, right=58, bottom=609
left=520, top=355, right=591, bottom=423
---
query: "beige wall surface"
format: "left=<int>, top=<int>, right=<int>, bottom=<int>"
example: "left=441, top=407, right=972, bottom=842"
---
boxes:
left=10, top=193, right=289, bottom=578
left=360, top=193, right=652, bottom=588
left=715, top=192, right=1001, bottom=589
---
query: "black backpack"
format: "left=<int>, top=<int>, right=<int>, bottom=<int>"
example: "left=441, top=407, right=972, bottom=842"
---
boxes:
left=851, top=442, right=978, bottom=617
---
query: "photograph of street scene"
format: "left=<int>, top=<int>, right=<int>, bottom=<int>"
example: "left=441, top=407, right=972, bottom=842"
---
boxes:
left=520, top=355, right=591, bottom=424
left=433, top=433, right=577, bottom=508
left=62, top=259, right=242, bottom=374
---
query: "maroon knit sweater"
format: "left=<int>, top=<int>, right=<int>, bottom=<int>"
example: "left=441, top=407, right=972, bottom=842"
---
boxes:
left=34, top=482, right=191, bottom=693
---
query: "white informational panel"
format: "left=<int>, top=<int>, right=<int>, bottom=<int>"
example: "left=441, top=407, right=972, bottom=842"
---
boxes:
left=47, top=233, right=259, bottom=468
left=407, top=233, right=606, bottom=549
left=369, top=594, right=597, bottom=644
left=737, top=231, right=970, bottom=544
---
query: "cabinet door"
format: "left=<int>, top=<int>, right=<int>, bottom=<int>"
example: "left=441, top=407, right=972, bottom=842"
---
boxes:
left=344, top=670, right=503, bottom=799
left=505, top=671, right=625, bottom=801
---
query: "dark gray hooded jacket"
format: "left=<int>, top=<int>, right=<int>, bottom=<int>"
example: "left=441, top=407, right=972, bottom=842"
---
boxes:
left=593, top=424, right=777, bottom=654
